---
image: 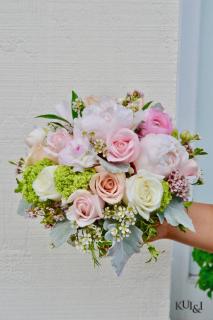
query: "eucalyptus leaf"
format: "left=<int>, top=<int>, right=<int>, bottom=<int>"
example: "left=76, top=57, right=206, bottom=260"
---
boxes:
left=105, top=225, right=142, bottom=276
left=97, top=156, right=130, bottom=174
left=50, top=220, right=77, bottom=247
left=35, top=114, right=71, bottom=124
left=17, top=199, right=31, bottom=216
left=163, top=199, right=195, bottom=232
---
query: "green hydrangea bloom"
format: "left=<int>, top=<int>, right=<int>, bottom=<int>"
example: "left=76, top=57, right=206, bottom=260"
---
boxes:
left=19, top=158, right=54, bottom=206
left=159, top=181, right=172, bottom=212
left=54, top=166, right=95, bottom=199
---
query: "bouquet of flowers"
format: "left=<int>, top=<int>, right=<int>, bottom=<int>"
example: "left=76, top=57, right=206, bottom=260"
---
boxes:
left=12, top=90, right=206, bottom=275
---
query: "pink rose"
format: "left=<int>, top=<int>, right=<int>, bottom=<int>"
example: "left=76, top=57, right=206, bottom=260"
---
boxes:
left=90, top=171, right=125, bottom=204
left=66, top=190, right=104, bottom=227
left=106, top=128, right=140, bottom=163
left=46, top=129, right=72, bottom=157
left=135, top=134, right=189, bottom=177
left=137, top=108, right=173, bottom=137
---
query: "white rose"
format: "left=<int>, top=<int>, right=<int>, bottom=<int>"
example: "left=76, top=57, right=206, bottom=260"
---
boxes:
left=135, top=134, right=189, bottom=177
left=125, top=169, right=163, bottom=220
left=25, top=127, right=46, bottom=147
left=33, top=166, right=61, bottom=201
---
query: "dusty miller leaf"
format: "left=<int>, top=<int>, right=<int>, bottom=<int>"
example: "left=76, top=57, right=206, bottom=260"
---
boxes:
left=97, top=156, right=130, bottom=174
left=104, top=223, right=142, bottom=276
left=50, top=220, right=77, bottom=247
left=17, top=199, right=31, bottom=216
left=163, top=199, right=195, bottom=232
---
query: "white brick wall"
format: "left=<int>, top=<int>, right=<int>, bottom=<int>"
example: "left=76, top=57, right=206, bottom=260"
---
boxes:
left=0, top=1, right=179, bottom=319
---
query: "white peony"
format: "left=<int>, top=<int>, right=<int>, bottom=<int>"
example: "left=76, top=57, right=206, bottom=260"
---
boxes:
left=125, top=169, right=163, bottom=220
left=33, top=166, right=61, bottom=201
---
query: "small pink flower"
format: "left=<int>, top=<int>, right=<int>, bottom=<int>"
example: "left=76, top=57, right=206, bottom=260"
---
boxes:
left=90, top=170, right=125, bottom=204
left=106, top=128, right=140, bottom=163
left=66, top=190, right=104, bottom=227
left=46, top=129, right=72, bottom=156
left=138, top=108, right=173, bottom=137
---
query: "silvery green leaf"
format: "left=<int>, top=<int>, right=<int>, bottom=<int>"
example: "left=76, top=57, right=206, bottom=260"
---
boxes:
left=157, top=213, right=165, bottom=224
left=97, top=156, right=130, bottom=173
left=17, top=199, right=31, bottom=216
left=50, top=221, right=77, bottom=247
left=164, top=199, right=195, bottom=232
left=107, top=226, right=142, bottom=276
left=103, top=220, right=116, bottom=241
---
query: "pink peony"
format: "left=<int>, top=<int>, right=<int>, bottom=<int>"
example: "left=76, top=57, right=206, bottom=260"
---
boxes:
left=58, top=129, right=96, bottom=171
left=90, top=171, right=125, bottom=204
left=75, top=97, right=134, bottom=140
left=137, top=108, right=173, bottom=137
left=106, top=128, right=140, bottom=163
left=181, top=159, right=201, bottom=182
left=66, top=190, right=104, bottom=227
left=135, top=134, right=189, bottom=177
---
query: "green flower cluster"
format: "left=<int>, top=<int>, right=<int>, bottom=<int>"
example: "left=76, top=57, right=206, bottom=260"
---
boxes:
left=159, top=180, right=172, bottom=212
left=54, top=166, right=95, bottom=199
left=17, top=158, right=53, bottom=206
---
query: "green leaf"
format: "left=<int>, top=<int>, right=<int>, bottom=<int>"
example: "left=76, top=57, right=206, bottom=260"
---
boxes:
left=35, top=114, right=71, bottom=124
left=142, top=101, right=153, bottom=111
left=48, top=121, right=68, bottom=129
left=71, top=90, right=79, bottom=119
left=50, top=220, right=77, bottom=247
left=72, top=90, right=78, bottom=101
left=146, top=244, right=160, bottom=263
left=15, top=178, right=23, bottom=193
left=171, top=129, right=179, bottom=140
left=193, top=147, right=208, bottom=156
left=183, top=201, right=193, bottom=208
left=192, top=248, right=213, bottom=299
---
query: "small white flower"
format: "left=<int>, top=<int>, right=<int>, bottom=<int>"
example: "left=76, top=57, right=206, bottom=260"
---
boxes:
left=33, top=166, right=61, bottom=201
left=125, top=169, right=164, bottom=220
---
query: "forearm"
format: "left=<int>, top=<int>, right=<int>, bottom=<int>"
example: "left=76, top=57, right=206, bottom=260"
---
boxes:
left=155, top=203, right=213, bottom=253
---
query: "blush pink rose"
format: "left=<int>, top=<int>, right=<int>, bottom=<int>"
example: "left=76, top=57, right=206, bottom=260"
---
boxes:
left=137, top=108, right=173, bottom=137
left=46, top=128, right=72, bottom=157
left=106, top=128, right=140, bottom=163
left=90, top=171, right=125, bottom=204
left=66, top=190, right=104, bottom=227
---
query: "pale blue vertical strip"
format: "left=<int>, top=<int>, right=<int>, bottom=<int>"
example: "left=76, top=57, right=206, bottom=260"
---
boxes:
left=194, top=1, right=213, bottom=202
